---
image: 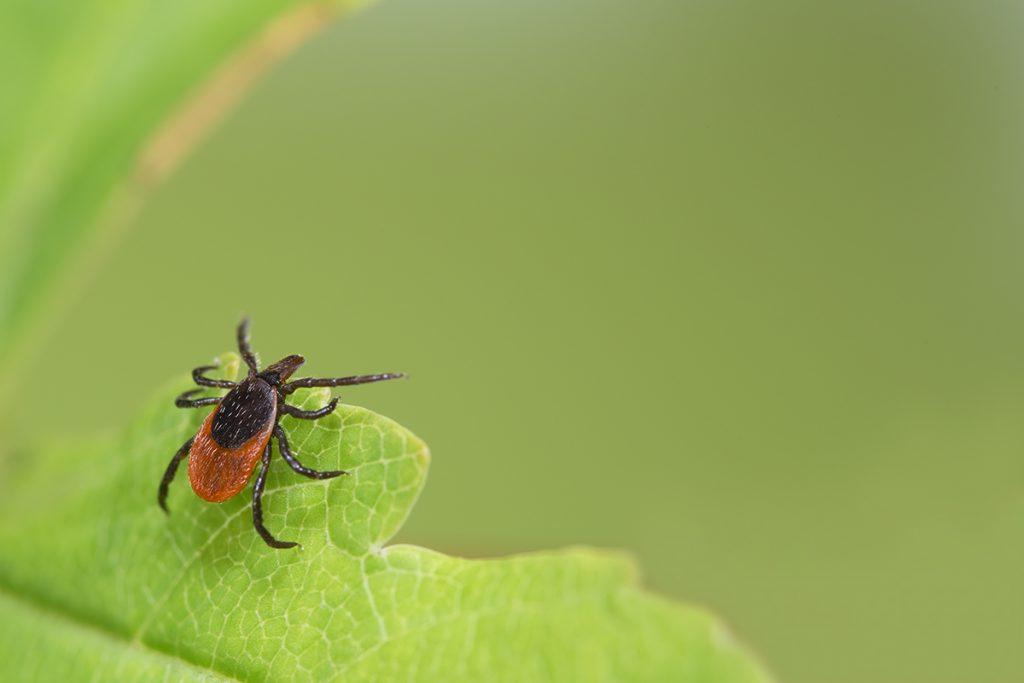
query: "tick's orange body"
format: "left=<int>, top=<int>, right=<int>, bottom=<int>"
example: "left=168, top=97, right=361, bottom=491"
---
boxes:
left=188, top=403, right=276, bottom=502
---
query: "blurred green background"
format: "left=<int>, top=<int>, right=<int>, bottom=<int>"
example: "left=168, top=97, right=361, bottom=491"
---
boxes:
left=8, top=1, right=1024, bottom=681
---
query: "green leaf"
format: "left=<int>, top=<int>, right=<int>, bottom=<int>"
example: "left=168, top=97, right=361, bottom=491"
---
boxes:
left=0, top=354, right=770, bottom=681
left=0, top=0, right=368, bottom=401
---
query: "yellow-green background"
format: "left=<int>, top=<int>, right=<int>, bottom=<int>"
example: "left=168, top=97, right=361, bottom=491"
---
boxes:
left=10, top=1, right=1023, bottom=681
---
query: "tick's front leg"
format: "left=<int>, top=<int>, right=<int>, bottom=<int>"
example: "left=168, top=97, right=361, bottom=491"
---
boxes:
left=192, top=364, right=236, bottom=389
left=283, top=372, right=405, bottom=394
left=237, top=317, right=260, bottom=375
left=175, top=389, right=221, bottom=409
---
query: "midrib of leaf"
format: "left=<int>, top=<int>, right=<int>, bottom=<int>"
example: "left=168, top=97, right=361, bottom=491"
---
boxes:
left=362, top=555, right=390, bottom=640
left=128, top=477, right=333, bottom=645
left=0, top=546, right=662, bottom=683
left=0, top=582, right=239, bottom=682
left=0, top=447, right=391, bottom=681
left=0, top=500, right=659, bottom=682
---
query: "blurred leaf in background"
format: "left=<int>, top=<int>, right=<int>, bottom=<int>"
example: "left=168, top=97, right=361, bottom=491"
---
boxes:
left=0, top=0, right=371, bottom=400
left=0, top=356, right=770, bottom=681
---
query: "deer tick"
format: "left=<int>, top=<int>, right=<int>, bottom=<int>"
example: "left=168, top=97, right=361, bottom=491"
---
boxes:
left=157, top=318, right=405, bottom=549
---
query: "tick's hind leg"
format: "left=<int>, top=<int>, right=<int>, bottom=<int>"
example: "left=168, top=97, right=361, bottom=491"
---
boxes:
left=237, top=317, right=260, bottom=374
left=252, top=443, right=298, bottom=549
left=192, top=364, right=236, bottom=389
left=280, top=398, right=338, bottom=420
left=158, top=437, right=194, bottom=513
left=274, top=425, right=347, bottom=479
left=175, top=389, right=221, bottom=409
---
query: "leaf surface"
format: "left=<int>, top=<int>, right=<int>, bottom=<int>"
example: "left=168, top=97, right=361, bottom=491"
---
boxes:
left=0, top=355, right=770, bottom=681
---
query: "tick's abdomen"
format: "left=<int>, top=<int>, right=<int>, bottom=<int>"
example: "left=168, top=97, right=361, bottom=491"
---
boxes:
left=188, top=377, right=277, bottom=503
left=211, top=378, right=276, bottom=448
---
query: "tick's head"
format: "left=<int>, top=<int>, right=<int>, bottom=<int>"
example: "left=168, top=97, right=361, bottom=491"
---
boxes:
left=259, top=354, right=305, bottom=386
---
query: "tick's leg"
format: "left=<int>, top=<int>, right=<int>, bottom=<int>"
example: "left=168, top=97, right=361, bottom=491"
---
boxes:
left=192, top=364, right=236, bottom=389
left=274, top=425, right=347, bottom=479
left=158, top=437, right=194, bottom=513
left=175, top=389, right=221, bottom=409
left=252, top=443, right=298, bottom=549
left=237, top=317, right=260, bottom=375
left=280, top=398, right=339, bottom=420
left=283, top=372, right=405, bottom=394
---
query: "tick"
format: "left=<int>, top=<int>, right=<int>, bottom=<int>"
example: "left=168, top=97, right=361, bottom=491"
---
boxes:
left=157, top=318, right=405, bottom=549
